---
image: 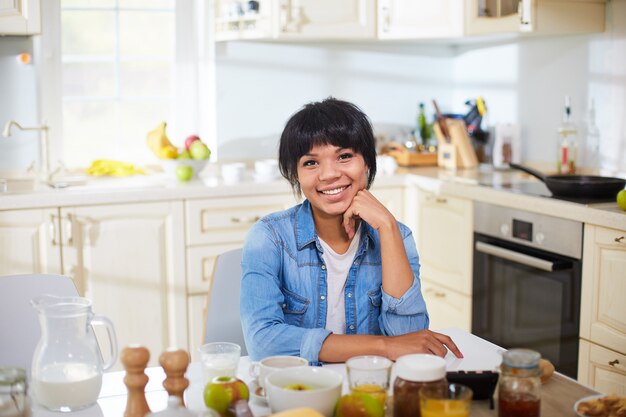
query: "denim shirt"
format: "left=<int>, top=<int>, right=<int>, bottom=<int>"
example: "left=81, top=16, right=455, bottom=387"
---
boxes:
left=240, top=200, right=429, bottom=364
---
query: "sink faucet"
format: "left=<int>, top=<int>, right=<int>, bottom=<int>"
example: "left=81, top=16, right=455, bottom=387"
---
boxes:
left=2, top=120, right=51, bottom=182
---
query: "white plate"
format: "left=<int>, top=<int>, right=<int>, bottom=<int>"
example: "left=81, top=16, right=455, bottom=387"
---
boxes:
left=574, top=394, right=608, bottom=417
left=249, top=379, right=268, bottom=405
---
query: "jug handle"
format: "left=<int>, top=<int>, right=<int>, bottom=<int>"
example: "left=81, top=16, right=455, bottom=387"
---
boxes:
left=92, top=314, right=119, bottom=371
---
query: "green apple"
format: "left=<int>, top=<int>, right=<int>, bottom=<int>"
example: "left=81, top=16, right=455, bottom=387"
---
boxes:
left=204, top=376, right=249, bottom=416
left=176, top=164, right=193, bottom=182
left=617, top=189, right=626, bottom=211
left=177, top=149, right=191, bottom=159
left=334, top=392, right=384, bottom=417
left=190, top=140, right=211, bottom=160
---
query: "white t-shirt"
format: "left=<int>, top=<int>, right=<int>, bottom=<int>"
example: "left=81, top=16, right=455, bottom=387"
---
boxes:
left=319, top=225, right=361, bottom=335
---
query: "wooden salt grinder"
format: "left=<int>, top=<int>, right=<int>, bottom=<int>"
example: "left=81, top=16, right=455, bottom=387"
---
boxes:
left=121, top=345, right=151, bottom=417
left=159, top=349, right=191, bottom=407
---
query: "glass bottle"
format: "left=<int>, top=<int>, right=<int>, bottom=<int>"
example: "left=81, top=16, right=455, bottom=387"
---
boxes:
left=393, top=354, right=447, bottom=417
left=556, top=95, right=578, bottom=174
left=417, top=102, right=431, bottom=146
left=498, top=349, right=541, bottom=417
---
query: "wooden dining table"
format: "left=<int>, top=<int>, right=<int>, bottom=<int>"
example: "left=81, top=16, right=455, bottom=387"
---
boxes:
left=31, top=329, right=598, bottom=417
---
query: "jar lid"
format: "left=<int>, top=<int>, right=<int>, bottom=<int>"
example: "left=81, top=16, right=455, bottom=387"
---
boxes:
left=502, top=349, right=541, bottom=369
left=395, top=354, right=446, bottom=382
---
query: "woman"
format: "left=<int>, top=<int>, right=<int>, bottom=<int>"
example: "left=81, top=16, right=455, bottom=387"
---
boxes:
left=240, top=97, right=461, bottom=364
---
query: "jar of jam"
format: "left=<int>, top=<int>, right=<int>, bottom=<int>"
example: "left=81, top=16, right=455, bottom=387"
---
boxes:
left=393, top=354, right=447, bottom=417
left=498, top=349, right=541, bottom=417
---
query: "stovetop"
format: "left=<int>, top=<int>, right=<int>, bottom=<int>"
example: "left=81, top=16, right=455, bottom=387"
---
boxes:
left=483, top=181, right=616, bottom=205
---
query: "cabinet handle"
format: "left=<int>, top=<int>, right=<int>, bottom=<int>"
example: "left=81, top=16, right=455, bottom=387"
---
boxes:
left=615, top=236, right=624, bottom=243
left=435, top=197, right=448, bottom=204
left=381, top=6, right=390, bottom=33
left=49, top=214, right=58, bottom=246
left=230, top=215, right=261, bottom=224
left=434, top=291, right=446, bottom=298
left=64, top=213, right=74, bottom=246
left=608, top=359, right=619, bottom=367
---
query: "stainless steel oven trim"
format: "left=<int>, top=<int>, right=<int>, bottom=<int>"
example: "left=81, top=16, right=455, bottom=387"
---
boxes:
left=475, top=241, right=556, bottom=271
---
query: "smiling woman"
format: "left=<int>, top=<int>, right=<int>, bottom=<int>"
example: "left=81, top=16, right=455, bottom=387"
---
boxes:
left=37, top=0, right=216, bottom=170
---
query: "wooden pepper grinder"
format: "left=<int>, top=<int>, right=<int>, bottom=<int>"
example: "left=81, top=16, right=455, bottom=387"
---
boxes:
left=159, top=349, right=190, bottom=407
left=121, top=345, right=151, bottom=417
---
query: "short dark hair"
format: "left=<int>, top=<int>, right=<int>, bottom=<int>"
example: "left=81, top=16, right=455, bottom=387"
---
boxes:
left=278, top=97, right=377, bottom=195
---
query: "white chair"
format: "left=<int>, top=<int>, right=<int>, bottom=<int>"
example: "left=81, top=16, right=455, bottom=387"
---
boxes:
left=203, top=248, right=248, bottom=355
left=0, top=274, right=79, bottom=373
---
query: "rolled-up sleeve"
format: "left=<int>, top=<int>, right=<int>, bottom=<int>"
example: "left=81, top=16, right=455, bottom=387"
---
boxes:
left=378, top=227, right=429, bottom=335
left=240, top=221, right=331, bottom=363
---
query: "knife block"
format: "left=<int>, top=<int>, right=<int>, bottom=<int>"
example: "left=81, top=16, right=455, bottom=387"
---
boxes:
left=434, top=119, right=479, bottom=170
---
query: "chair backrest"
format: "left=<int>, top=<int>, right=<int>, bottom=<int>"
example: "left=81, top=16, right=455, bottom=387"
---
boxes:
left=0, top=274, right=79, bottom=374
left=203, top=248, right=247, bottom=355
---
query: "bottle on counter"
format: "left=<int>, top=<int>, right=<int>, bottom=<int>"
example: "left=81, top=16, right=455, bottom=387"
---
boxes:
left=417, top=102, right=431, bottom=147
left=497, top=349, right=541, bottom=417
left=556, top=95, right=578, bottom=174
left=393, top=354, right=447, bottom=417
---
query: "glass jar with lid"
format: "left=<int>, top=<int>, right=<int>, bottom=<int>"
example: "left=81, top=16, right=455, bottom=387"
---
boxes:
left=498, top=349, right=541, bottom=417
left=393, top=354, right=447, bottom=417
left=0, top=367, right=29, bottom=417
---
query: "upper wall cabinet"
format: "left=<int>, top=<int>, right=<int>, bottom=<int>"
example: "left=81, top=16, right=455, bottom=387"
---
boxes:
left=0, top=0, right=40, bottom=35
left=377, top=0, right=464, bottom=39
left=275, top=0, right=376, bottom=39
left=215, top=0, right=275, bottom=41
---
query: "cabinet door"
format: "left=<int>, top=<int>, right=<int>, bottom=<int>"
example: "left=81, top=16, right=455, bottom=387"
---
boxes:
left=580, top=225, right=626, bottom=355
left=0, top=208, right=62, bottom=275
left=415, top=190, right=473, bottom=295
left=422, top=279, right=471, bottom=332
left=277, top=0, right=376, bottom=39
left=188, top=293, right=207, bottom=363
left=464, top=0, right=520, bottom=35
left=371, top=186, right=404, bottom=223
left=378, top=0, right=463, bottom=39
left=0, top=0, right=40, bottom=35
left=62, top=202, right=187, bottom=369
left=578, top=339, right=626, bottom=394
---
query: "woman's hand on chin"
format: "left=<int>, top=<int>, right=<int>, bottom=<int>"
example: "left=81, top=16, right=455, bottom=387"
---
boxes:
left=383, top=330, right=463, bottom=360
left=342, top=189, right=396, bottom=238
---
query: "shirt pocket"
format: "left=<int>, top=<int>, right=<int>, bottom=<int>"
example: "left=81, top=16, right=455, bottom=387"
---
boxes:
left=367, top=288, right=383, bottom=335
left=280, top=287, right=310, bottom=327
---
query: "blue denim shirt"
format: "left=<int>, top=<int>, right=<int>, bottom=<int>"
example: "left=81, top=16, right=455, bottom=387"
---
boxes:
left=240, top=200, right=429, bottom=364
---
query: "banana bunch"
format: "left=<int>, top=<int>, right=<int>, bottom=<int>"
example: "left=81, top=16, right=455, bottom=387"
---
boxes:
left=146, top=121, right=177, bottom=159
left=87, top=160, right=145, bottom=177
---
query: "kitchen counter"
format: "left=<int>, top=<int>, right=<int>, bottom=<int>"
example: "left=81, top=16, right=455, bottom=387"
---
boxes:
left=1, top=165, right=624, bottom=230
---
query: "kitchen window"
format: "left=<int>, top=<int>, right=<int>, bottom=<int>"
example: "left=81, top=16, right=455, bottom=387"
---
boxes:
left=38, top=0, right=215, bottom=170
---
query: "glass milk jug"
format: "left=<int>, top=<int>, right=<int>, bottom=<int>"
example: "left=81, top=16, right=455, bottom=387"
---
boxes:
left=30, top=295, right=118, bottom=411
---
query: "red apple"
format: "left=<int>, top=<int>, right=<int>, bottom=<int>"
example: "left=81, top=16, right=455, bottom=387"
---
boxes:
left=204, top=376, right=249, bottom=416
left=185, top=135, right=201, bottom=150
left=334, top=392, right=384, bottom=417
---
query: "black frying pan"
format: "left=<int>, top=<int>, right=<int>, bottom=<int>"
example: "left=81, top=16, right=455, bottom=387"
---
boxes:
left=509, top=163, right=626, bottom=199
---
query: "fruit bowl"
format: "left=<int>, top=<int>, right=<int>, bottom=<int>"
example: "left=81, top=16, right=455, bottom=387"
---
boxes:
left=159, top=158, right=209, bottom=180
left=265, top=367, right=343, bottom=417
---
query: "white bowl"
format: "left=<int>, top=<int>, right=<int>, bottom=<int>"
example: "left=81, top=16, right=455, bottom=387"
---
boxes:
left=265, top=367, right=343, bottom=417
left=221, top=162, right=246, bottom=184
left=159, top=158, right=208, bottom=179
left=254, top=159, right=279, bottom=177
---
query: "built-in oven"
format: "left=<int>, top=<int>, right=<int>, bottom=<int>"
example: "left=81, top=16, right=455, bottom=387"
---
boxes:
left=472, top=202, right=583, bottom=379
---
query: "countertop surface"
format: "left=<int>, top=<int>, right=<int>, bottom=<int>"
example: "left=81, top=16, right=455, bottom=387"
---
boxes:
left=1, top=164, right=624, bottom=230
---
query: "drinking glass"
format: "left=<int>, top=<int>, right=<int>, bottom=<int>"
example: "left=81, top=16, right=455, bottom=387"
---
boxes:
left=420, top=383, right=473, bottom=417
left=345, top=355, right=392, bottom=406
left=198, top=342, right=241, bottom=385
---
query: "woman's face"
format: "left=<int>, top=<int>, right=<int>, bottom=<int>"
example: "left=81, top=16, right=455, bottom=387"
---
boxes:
left=296, top=144, right=368, bottom=219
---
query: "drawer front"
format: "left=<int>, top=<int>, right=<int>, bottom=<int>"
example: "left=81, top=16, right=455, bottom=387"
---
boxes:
left=578, top=339, right=626, bottom=395
left=421, top=279, right=471, bottom=332
left=187, top=243, right=240, bottom=294
left=186, top=194, right=298, bottom=245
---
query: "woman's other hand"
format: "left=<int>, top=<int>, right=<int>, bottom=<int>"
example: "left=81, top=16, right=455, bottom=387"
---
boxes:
left=384, top=330, right=463, bottom=360
left=342, top=189, right=396, bottom=238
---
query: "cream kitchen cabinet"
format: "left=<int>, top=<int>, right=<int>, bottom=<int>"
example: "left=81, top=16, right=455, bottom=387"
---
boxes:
left=422, top=280, right=471, bottom=332
left=578, top=224, right=626, bottom=390
left=578, top=340, right=626, bottom=395
left=0, top=208, right=61, bottom=275
left=0, top=0, right=40, bottom=35
left=61, top=201, right=187, bottom=370
left=377, top=0, right=463, bottom=39
left=275, top=0, right=376, bottom=40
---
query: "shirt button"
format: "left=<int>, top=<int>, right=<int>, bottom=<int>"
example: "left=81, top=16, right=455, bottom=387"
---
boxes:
left=320, top=295, right=326, bottom=300
left=282, top=303, right=286, bottom=309
left=321, top=265, right=326, bottom=270
left=347, top=293, right=352, bottom=298
left=349, top=325, right=355, bottom=330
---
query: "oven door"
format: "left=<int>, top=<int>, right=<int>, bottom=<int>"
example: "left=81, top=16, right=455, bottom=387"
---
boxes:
left=471, top=233, right=582, bottom=378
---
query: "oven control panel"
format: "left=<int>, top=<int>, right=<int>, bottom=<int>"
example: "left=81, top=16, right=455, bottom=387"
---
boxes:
left=474, top=201, right=582, bottom=259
